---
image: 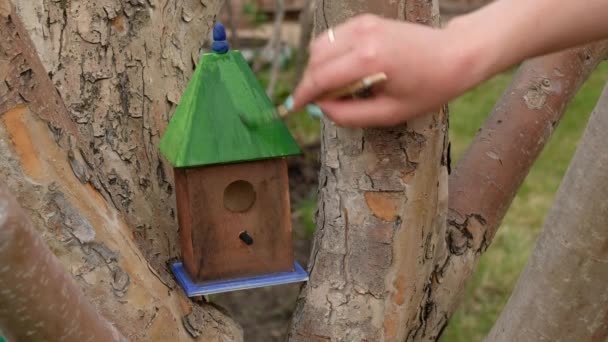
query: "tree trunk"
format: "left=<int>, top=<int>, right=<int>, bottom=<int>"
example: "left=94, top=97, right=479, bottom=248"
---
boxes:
left=1, top=0, right=243, bottom=340
left=486, top=82, right=608, bottom=342
left=288, top=1, right=450, bottom=341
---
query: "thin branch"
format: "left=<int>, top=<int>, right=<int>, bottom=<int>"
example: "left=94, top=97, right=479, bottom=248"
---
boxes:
left=266, top=0, right=285, bottom=99
left=449, top=41, right=608, bottom=248
left=224, top=0, right=240, bottom=49
left=294, top=0, right=315, bottom=86
left=0, top=186, right=127, bottom=341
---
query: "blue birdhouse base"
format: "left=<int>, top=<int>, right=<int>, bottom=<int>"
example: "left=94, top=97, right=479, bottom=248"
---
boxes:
left=171, top=262, right=309, bottom=297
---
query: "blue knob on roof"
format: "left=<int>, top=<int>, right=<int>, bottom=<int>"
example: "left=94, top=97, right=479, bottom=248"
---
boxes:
left=212, top=23, right=229, bottom=54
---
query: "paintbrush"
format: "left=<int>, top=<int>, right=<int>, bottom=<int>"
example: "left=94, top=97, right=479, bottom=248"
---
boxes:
left=240, top=72, right=388, bottom=128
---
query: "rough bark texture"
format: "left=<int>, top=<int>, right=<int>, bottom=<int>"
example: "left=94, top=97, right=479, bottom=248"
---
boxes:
left=487, top=81, right=608, bottom=342
left=422, top=42, right=608, bottom=337
left=1, top=0, right=243, bottom=340
left=0, top=186, right=126, bottom=342
left=288, top=1, right=450, bottom=341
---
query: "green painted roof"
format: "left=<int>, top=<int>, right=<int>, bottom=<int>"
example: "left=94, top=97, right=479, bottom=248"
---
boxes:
left=159, top=50, right=301, bottom=168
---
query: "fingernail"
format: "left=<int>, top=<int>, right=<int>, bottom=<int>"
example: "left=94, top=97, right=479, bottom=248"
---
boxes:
left=306, top=104, right=324, bottom=119
left=283, top=95, right=295, bottom=112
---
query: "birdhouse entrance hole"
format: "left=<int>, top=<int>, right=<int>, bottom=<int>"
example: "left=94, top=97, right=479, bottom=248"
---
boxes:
left=223, top=180, right=256, bottom=212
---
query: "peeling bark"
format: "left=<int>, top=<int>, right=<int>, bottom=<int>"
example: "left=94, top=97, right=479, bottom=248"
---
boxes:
left=288, top=1, right=449, bottom=341
left=418, top=42, right=608, bottom=339
left=1, top=0, right=243, bottom=340
left=487, top=81, right=608, bottom=342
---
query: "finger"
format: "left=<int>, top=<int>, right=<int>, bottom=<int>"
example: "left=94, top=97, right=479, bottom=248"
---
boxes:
left=317, top=96, right=403, bottom=128
left=292, top=51, right=384, bottom=111
left=308, top=14, right=381, bottom=68
left=307, top=24, right=358, bottom=68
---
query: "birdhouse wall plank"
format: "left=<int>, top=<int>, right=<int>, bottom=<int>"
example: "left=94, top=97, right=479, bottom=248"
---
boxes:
left=174, top=169, right=197, bottom=277
left=178, top=158, right=294, bottom=281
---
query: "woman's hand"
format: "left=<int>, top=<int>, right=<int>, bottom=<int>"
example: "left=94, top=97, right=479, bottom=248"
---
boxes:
left=292, top=14, right=486, bottom=128
left=293, top=0, right=608, bottom=128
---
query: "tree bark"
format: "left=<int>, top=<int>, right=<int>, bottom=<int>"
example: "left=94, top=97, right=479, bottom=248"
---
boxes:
left=422, top=42, right=608, bottom=337
left=288, top=1, right=450, bottom=341
left=487, top=81, right=608, bottom=342
left=1, top=0, right=243, bottom=340
left=0, top=186, right=127, bottom=342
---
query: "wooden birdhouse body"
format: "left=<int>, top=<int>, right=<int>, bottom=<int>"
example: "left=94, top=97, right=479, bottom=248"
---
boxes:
left=158, top=24, right=304, bottom=290
left=174, top=158, right=294, bottom=281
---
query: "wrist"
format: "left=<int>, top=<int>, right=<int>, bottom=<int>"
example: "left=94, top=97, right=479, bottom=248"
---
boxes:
left=443, top=14, right=499, bottom=94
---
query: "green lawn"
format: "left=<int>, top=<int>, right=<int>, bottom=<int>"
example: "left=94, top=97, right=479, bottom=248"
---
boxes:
left=441, top=61, right=608, bottom=341
left=260, top=58, right=608, bottom=341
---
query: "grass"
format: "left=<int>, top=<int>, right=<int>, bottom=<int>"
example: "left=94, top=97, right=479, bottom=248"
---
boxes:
left=257, top=57, right=608, bottom=340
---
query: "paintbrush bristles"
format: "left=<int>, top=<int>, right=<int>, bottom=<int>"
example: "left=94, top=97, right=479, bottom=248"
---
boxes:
left=277, top=105, right=289, bottom=118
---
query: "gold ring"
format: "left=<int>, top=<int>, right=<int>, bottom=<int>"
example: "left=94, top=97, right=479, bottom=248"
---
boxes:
left=328, top=28, right=335, bottom=43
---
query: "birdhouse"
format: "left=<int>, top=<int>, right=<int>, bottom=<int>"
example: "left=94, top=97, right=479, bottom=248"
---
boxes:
left=159, top=23, right=308, bottom=296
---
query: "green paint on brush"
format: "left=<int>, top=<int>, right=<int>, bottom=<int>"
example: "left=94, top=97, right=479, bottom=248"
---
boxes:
left=159, top=50, right=302, bottom=168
